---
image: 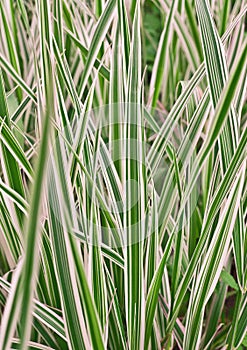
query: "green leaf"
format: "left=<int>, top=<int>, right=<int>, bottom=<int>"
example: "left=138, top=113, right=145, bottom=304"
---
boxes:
left=220, top=270, right=239, bottom=291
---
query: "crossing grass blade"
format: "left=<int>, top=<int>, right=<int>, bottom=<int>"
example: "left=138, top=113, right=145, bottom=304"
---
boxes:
left=184, top=166, right=245, bottom=349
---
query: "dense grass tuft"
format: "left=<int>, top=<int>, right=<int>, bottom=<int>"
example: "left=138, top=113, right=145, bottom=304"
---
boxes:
left=0, top=0, right=246, bottom=349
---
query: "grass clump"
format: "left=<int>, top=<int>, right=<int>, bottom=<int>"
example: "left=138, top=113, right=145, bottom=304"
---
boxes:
left=0, top=0, right=246, bottom=349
